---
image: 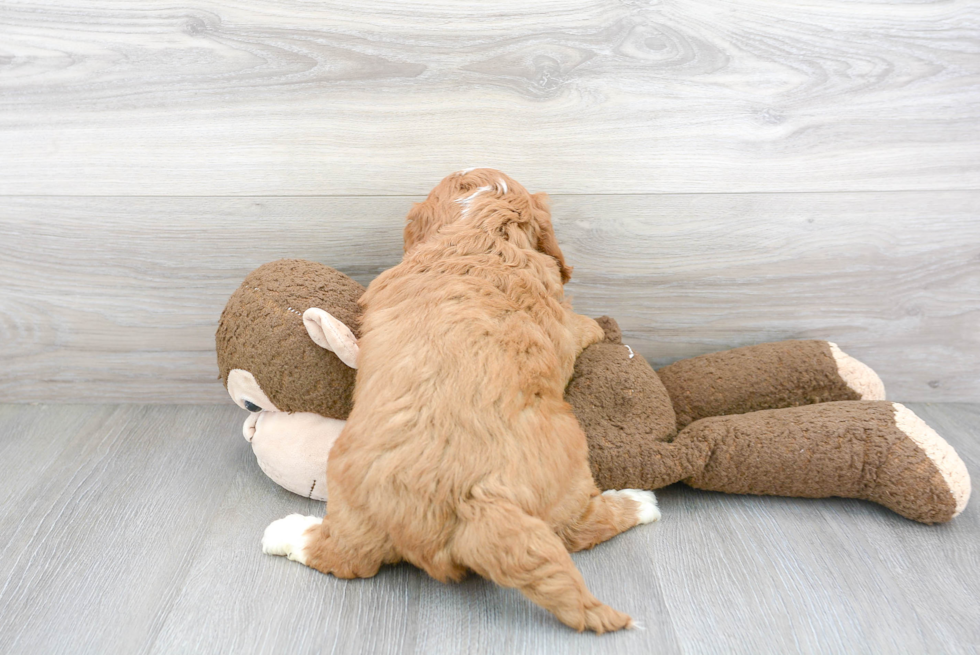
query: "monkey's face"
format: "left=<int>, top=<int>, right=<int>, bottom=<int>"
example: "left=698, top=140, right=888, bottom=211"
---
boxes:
left=224, top=367, right=346, bottom=500
left=224, top=305, right=360, bottom=501
left=222, top=302, right=360, bottom=432
left=215, top=262, right=363, bottom=501
left=227, top=367, right=295, bottom=440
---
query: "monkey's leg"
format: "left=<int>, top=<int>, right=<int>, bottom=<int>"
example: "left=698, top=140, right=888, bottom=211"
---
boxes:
left=656, top=340, right=885, bottom=429
left=555, top=488, right=660, bottom=553
left=677, top=401, right=970, bottom=524
left=451, top=501, right=633, bottom=634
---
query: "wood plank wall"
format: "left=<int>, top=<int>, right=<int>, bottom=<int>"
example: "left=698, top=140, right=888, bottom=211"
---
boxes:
left=1, top=0, right=978, bottom=402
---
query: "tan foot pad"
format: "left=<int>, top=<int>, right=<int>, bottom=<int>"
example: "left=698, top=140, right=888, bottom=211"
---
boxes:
left=893, top=403, right=971, bottom=519
left=829, top=342, right=886, bottom=401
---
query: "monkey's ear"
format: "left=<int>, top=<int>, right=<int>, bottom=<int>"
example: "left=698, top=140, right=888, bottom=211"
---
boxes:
left=302, top=308, right=359, bottom=369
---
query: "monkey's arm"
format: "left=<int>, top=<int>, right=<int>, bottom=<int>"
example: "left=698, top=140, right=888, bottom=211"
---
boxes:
left=587, top=428, right=711, bottom=491
left=656, top=340, right=885, bottom=429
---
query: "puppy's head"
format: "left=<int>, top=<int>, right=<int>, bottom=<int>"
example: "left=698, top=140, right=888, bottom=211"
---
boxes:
left=405, top=168, right=572, bottom=283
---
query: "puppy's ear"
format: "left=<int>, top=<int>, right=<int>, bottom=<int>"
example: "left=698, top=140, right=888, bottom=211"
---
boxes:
left=531, top=192, right=572, bottom=284
left=404, top=200, right=433, bottom=255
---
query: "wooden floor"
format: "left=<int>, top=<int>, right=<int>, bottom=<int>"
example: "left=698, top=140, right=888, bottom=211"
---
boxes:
left=0, top=402, right=976, bottom=654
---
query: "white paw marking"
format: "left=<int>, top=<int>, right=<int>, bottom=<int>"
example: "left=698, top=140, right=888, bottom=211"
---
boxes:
left=604, top=489, right=660, bottom=524
left=262, top=514, right=321, bottom=565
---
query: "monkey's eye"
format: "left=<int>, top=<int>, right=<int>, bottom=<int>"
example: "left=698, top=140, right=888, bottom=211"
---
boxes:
left=243, top=400, right=263, bottom=413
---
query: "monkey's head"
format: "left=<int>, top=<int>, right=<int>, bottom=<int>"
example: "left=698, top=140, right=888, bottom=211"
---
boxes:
left=215, top=259, right=363, bottom=500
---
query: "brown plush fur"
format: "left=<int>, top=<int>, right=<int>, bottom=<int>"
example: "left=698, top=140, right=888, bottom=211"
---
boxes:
left=565, top=317, right=680, bottom=488
left=657, top=340, right=862, bottom=429
left=216, top=259, right=363, bottom=419
left=677, top=402, right=959, bottom=523
left=304, top=178, right=643, bottom=632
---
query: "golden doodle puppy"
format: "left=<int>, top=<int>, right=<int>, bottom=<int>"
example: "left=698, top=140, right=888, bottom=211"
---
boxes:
left=263, top=169, right=659, bottom=633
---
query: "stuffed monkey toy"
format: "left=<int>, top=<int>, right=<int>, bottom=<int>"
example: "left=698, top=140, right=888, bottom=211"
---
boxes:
left=214, top=170, right=970, bottom=523
left=216, top=256, right=969, bottom=523
left=567, top=318, right=970, bottom=524
left=216, top=259, right=363, bottom=500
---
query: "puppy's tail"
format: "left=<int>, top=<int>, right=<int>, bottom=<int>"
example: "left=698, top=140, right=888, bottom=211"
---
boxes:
left=450, top=500, right=632, bottom=634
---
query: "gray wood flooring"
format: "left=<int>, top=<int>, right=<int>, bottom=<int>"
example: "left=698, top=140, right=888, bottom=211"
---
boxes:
left=0, top=402, right=977, bottom=654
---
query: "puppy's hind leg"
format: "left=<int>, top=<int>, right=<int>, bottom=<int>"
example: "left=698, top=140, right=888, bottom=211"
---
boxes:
left=451, top=500, right=633, bottom=634
left=557, top=489, right=660, bottom=553
left=263, top=510, right=396, bottom=579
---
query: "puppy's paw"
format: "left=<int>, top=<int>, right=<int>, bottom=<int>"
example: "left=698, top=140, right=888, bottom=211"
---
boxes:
left=581, top=603, right=634, bottom=634
left=262, top=514, right=321, bottom=565
left=581, top=315, right=606, bottom=350
left=603, top=489, right=660, bottom=524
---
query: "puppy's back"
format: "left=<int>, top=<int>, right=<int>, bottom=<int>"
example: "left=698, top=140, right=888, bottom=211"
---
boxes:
left=329, top=204, right=586, bottom=569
